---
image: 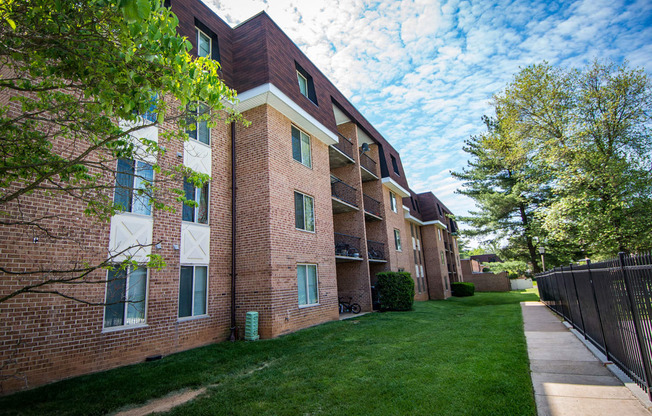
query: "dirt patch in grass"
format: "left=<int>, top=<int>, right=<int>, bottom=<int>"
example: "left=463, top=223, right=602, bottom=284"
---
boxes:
left=113, top=388, right=207, bottom=416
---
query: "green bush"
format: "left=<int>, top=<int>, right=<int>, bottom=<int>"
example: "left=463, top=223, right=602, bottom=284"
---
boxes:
left=376, top=271, right=414, bottom=311
left=507, top=272, right=519, bottom=279
left=451, top=282, right=475, bottom=297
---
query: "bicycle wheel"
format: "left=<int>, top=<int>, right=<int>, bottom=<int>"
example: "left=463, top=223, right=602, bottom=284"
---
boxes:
left=351, top=303, right=361, bottom=314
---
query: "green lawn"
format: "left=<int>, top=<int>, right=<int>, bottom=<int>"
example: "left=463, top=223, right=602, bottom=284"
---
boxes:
left=0, top=290, right=540, bottom=416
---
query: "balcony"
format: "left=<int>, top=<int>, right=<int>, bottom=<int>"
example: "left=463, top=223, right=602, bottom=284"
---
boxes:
left=329, top=133, right=355, bottom=169
left=334, top=233, right=363, bottom=262
left=367, top=240, right=387, bottom=263
left=331, top=176, right=359, bottom=214
left=363, top=194, right=382, bottom=221
left=359, top=152, right=378, bottom=182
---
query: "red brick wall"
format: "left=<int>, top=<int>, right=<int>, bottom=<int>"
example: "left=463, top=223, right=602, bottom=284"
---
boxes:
left=463, top=273, right=510, bottom=292
left=0, top=105, right=234, bottom=393
left=421, top=225, right=451, bottom=299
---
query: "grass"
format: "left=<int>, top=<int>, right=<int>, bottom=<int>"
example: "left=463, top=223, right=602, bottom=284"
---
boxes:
left=0, top=290, right=540, bottom=416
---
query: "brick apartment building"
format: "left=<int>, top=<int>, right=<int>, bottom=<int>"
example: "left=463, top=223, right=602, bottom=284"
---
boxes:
left=0, top=0, right=463, bottom=393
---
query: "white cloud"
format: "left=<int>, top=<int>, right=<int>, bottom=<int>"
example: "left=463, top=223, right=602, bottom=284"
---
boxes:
left=202, top=0, right=651, bottom=219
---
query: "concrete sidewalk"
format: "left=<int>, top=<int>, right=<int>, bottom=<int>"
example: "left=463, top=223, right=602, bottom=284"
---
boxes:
left=521, top=301, right=652, bottom=416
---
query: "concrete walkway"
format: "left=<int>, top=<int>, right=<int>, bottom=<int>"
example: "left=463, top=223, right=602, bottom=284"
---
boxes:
left=521, top=301, right=652, bottom=416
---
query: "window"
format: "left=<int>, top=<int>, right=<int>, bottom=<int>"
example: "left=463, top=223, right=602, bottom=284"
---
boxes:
left=297, top=71, right=308, bottom=96
left=194, top=20, right=220, bottom=62
left=187, top=102, right=210, bottom=145
left=104, top=267, right=147, bottom=328
left=182, top=179, right=209, bottom=224
left=197, top=28, right=211, bottom=59
left=292, top=125, right=312, bottom=168
left=438, top=228, right=442, bottom=241
left=294, top=191, right=315, bottom=232
left=441, top=251, right=445, bottom=263
left=390, top=155, right=400, bottom=175
left=394, top=229, right=402, bottom=251
left=114, top=159, right=153, bottom=215
left=437, top=203, right=443, bottom=217
left=179, top=266, right=208, bottom=318
left=295, top=62, right=318, bottom=104
left=389, top=191, right=397, bottom=213
left=297, top=264, right=318, bottom=306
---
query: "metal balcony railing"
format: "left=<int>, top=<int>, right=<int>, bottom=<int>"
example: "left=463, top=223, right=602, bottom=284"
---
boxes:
left=363, top=194, right=382, bottom=218
left=331, top=176, right=358, bottom=207
left=367, top=240, right=386, bottom=261
left=334, top=232, right=361, bottom=258
left=334, top=133, right=354, bottom=160
left=359, top=152, right=378, bottom=176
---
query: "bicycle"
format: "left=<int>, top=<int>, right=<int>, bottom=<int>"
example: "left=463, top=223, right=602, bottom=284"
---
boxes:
left=339, top=297, right=361, bottom=314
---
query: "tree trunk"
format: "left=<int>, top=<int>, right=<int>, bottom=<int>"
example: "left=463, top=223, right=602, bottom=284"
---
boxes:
left=519, top=203, right=541, bottom=273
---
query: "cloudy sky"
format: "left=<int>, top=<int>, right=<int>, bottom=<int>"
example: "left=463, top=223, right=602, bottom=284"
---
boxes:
left=203, top=0, right=652, bottom=220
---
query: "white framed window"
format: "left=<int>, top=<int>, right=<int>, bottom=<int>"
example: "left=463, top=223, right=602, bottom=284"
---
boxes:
left=179, top=265, right=208, bottom=318
left=394, top=229, right=402, bottom=251
left=389, top=191, right=397, bottom=213
left=114, top=159, right=153, bottom=215
left=297, top=264, right=318, bottom=306
left=187, top=102, right=210, bottom=145
left=294, top=191, right=315, bottom=232
left=182, top=179, right=209, bottom=224
left=438, top=228, right=442, bottom=241
left=297, top=71, right=308, bottom=97
left=197, top=27, right=211, bottom=59
left=104, top=266, right=148, bottom=328
left=291, top=125, right=312, bottom=168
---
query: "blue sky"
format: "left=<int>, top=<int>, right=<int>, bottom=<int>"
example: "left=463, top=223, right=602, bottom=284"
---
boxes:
left=205, top=0, right=652, bottom=222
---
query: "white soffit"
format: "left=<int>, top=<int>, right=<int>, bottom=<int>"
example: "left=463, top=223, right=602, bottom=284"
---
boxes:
left=382, top=177, right=410, bottom=198
left=235, top=83, right=338, bottom=146
left=332, top=104, right=351, bottom=125
left=402, top=205, right=447, bottom=229
left=423, top=220, right=448, bottom=229
left=357, top=127, right=374, bottom=146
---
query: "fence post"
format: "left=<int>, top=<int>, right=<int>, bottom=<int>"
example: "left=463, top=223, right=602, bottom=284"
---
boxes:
left=586, top=260, right=610, bottom=360
left=569, top=263, right=586, bottom=337
left=561, top=266, right=573, bottom=322
left=619, top=252, right=652, bottom=399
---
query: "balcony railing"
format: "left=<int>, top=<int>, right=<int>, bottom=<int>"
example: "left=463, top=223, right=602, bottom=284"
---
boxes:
left=331, top=176, right=358, bottom=207
left=363, top=193, right=382, bottom=218
left=334, top=133, right=355, bottom=160
left=367, top=240, right=386, bottom=261
left=334, top=232, right=361, bottom=258
left=359, top=152, right=378, bottom=176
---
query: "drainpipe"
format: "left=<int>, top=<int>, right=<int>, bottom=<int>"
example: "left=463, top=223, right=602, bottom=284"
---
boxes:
left=229, top=121, right=237, bottom=342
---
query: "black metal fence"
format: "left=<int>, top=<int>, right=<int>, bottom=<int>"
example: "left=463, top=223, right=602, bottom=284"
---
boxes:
left=334, top=232, right=361, bottom=258
left=334, top=133, right=354, bottom=160
left=363, top=193, right=382, bottom=218
left=331, top=176, right=358, bottom=207
left=367, top=240, right=385, bottom=261
left=537, top=252, right=652, bottom=400
left=360, top=152, right=378, bottom=176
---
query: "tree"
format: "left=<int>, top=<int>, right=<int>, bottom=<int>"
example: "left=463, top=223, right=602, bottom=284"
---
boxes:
left=451, top=115, right=549, bottom=273
left=0, top=0, right=241, bottom=303
left=496, top=61, right=652, bottom=259
left=457, top=60, right=652, bottom=266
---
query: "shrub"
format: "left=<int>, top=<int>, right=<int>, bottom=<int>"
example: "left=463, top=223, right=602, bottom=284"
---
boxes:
left=376, top=271, right=414, bottom=311
left=507, top=272, right=519, bottom=279
left=451, top=282, right=475, bottom=297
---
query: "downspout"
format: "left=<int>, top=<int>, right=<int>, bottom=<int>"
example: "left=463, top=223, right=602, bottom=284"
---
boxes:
left=229, top=121, right=237, bottom=342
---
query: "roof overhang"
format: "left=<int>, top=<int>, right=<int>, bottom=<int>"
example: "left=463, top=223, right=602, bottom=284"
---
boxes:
left=382, top=177, right=410, bottom=198
left=235, top=83, right=338, bottom=146
left=402, top=206, right=447, bottom=229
